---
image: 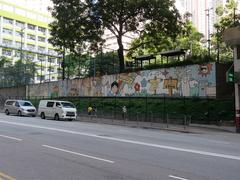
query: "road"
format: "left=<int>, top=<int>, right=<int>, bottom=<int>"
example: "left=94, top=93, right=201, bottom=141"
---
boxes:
left=0, top=113, right=239, bottom=180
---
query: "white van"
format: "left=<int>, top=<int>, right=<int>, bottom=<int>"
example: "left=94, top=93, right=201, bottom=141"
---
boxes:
left=38, top=100, right=77, bottom=121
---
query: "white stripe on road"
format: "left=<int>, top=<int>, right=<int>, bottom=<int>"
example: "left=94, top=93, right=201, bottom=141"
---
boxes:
left=169, top=175, right=188, bottom=180
left=0, top=134, right=22, bottom=141
left=42, top=145, right=114, bottom=164
left=0, top=121, right=240, bottom=161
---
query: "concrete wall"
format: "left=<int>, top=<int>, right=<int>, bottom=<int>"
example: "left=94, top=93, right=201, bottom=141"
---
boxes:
left=27, top=63, right=217, bottom=97
left=216, top=63, right=234, bottom=97
left=0, top=86, right=26, bottom=109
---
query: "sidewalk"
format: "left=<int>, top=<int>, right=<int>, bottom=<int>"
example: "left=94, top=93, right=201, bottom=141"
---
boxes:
left=77, top=116, right=237, bottom=134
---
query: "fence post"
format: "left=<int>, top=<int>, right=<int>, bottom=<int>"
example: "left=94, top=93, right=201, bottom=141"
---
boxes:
left=145, top=95, right=148, bottom=122
left=163, top=95, right=166, bottom=123
left=184, top=115, right=187, bottom=130
left=128, top=96, right=131, bottom=121
left=114, top=96, right=117, bottom=119
left=150, top=111, right=153, bottom=127
left=166, top=113, right=169, bottom=128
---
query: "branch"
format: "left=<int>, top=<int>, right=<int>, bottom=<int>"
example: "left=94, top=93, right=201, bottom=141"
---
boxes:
left=124, top=40, right=153, bottom=51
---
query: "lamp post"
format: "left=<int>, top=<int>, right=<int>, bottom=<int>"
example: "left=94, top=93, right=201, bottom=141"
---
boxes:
left=20, top=27, right=25, bottom=85
left=205, top=7, right=213, bottom=58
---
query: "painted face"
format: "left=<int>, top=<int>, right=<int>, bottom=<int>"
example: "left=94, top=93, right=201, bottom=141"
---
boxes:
left=112, top=85, right=118, bottom=94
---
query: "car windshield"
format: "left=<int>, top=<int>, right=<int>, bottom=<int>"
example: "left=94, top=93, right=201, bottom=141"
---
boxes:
left=19, top=101, right=33, bottom=107
left=61, top=102, right=75, bottom=108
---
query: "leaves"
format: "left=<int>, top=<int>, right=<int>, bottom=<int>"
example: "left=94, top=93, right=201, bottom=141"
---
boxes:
left=50, top=0, right=181, bottom=73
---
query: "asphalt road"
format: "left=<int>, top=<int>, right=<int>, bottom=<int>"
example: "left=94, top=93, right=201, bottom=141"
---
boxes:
left=0, top=113, right=240, bottom=180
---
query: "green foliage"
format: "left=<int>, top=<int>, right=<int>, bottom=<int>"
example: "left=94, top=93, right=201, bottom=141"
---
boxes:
left=49, top=0, right=181, bottom=73
left=28, top=96, right=234, bottom=125
left=0, top=56, right=36, bottom=87
left=127, top=17, right=205, bottom=62
left=211, top=0, right=240, bottom=61
left=88, top=51, right=119, bottom=76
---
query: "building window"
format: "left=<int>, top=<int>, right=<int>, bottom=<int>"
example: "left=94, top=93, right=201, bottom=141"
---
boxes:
left=48, top=49, right=57, bottom=55
left=15, top=51, right=21, bottom=58
left=2, top=39, right=12, bottom=46
left=38, top=27, right=46, bottom=33
left=16, top=20, right=25, bottom=28
left=3, top=17, right=13, bottom=25
left=15, top=41, right=22, bottom=48
left=38, top=36, right=46, bottom=43
left=38, top=55, right=45, bottom=62
left=26, top=53, right=35, bottom=61
left=27, top=44, right=35, bottom=51
left=27, top=24, right=36, bottom=30
left=38, top=46, right=45, bottom=53
left=15, top=8, right=26, bottom=16
left=2, top=49, right=12, bottom=56
left=2, top=28, right=13, bottom=35
left=37, top=75, right=45, bottom=81
left=27, top=34, right=36, bottom=41
left=3, top=4, right=14, bottom=12
left=15, top=31, right=23, bottom=37
left=48, top=57, right=56, bottom=63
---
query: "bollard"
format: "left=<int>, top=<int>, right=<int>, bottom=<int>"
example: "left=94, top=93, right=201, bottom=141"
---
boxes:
left=184, top=115, right=187, bottom=130
left=150, top=111, right=153, bottom=127
left=166, top=114, right=169, bottom=128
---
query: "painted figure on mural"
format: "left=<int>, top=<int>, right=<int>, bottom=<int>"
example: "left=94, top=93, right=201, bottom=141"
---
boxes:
left=181, top=76, right=190, bottom=97
left=51, top=85, right=59, bottom=97
left=148, top=76, right=161, bottom=95
left=93, top=77, right=102, bottom=96
left=189, top=79, right=199, bottom=96
left=108, top=81, right=119, bottom=96
left=198, top=64, right=213, bottom=77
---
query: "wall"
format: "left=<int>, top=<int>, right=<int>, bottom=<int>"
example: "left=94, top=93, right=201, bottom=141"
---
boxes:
left=0, top=86, right=26, bottom=109
left=27, top=63, right=217, bottom=97
left=216, top=63, right=234, bottom=97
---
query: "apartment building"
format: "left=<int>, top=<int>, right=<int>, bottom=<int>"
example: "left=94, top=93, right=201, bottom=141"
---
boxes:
left=0, top=0, right=60, bottom=83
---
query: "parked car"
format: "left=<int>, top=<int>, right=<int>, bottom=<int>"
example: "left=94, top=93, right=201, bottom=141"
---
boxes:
left=38, top=100, right=77, bottom=121
left=4, top=99, right=37, bottom=117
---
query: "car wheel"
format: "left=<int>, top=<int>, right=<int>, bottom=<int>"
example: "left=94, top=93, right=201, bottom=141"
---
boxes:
left=68, top=119, right=73, bottom=121
left=18, top=111, right=22, bottom=116
left=32, top=115, right=36, bottom=117
left=40, top=112, right=45, bottom=119
left=54, top=114, right=60, bottom=121
left=5, top=109, right=9, bottom=115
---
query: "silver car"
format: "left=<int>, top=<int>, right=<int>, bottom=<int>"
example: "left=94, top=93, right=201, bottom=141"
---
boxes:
left=4, top=100, right=37, bottom=117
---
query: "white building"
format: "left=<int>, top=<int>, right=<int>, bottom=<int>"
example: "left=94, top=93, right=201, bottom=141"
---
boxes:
left=0, top=0, right=60, bottom=83
left=176, top=0, right=240, bottom=39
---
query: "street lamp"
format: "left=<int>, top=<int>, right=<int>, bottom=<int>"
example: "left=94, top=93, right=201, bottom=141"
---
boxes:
left=205, top=7, right=213, bottom=58
left=20, top=27, right=25, bottom=84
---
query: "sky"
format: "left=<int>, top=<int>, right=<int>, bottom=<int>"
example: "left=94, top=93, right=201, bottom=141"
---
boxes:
left=7, top=0, right=53, bottom=14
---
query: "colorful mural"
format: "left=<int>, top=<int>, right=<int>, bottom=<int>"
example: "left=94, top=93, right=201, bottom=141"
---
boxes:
left=27, top=63, right=217, bottom=97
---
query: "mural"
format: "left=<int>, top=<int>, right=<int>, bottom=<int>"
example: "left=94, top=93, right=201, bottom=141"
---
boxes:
left=27, top=63, right=217, bottom=97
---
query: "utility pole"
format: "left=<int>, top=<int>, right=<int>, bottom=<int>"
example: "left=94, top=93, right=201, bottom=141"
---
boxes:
left=62, top=47, right=65, bottom=80
left=20, top=27, right=25, bottom=85
left=205, top=8, right=213, bottom=58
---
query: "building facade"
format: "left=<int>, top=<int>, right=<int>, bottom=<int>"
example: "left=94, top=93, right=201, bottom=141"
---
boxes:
left=0, top=0, right=60, bottom=84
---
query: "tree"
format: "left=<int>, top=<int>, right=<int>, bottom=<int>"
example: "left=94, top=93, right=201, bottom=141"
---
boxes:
left=211, top=0, right=240, bottom=61
left=88, top=51, right=119, bottom=77
left=0, top=57, right=36, bottom=87
left=127, top=13, right=204, bottom=62
left=49, top=0, right=181, bottom=73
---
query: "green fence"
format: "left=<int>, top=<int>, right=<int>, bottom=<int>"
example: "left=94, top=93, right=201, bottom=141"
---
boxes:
left=23, top=96, right=235, bottom=126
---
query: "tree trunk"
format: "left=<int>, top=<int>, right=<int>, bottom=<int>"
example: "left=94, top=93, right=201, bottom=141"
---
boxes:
left=117, top=37, right=125, bottom=73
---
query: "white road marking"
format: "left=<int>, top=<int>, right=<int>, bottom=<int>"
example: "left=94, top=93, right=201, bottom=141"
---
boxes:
left=42, top=145, right=114, bottom=164
left=0, top=134, right=22, bottom=141
left=0, top=120, right=240, bottom=161
left=169, top=175, right=188, bottom=180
